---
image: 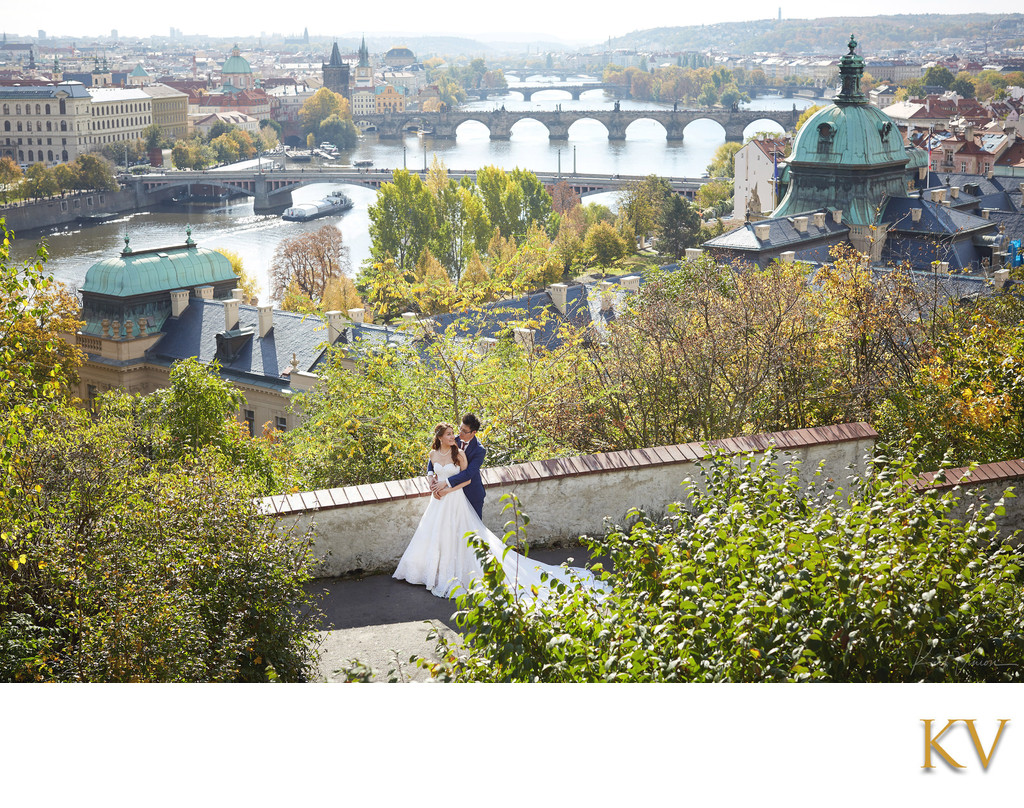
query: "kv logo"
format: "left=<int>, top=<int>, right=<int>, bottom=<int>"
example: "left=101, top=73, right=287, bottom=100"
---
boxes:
left=921, top=719, right=1010, bottom=770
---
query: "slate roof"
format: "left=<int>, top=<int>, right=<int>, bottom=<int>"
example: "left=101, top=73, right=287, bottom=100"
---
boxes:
left=704, top=209, right=848, bottom=252
left=153, top=300, right=329, bottom=388
left=881, top=197, right=995, bottom=236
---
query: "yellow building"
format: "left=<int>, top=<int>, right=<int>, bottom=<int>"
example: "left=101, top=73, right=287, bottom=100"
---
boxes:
left=375, top=84, right=405, bottom=114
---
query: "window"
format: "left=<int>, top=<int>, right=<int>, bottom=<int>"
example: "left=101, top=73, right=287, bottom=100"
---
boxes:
left=244, top=409, right=255, bottom=436
left=275, top=416, right=287, bottom=432
left=45, top=104, right=50, bottom=114
left=961, top=162, right=967, bottom=172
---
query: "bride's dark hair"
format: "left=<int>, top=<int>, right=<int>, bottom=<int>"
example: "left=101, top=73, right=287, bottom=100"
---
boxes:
left=432, top=422, right=459, bottom=465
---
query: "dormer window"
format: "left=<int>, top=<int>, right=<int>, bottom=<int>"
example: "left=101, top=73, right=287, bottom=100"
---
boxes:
left=879, top=121, right=892, bottom=142
left=817, top=122, right=835, bottom=155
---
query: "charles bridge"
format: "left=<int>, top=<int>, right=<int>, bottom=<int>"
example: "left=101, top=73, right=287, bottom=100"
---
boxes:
left=355, top=105, right=801, bottom=142
left=122, top=167, right=712, bottom=214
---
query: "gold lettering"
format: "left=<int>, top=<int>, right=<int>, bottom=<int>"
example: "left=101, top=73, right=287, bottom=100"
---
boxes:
left=963, top=719, right=1010, bottom=770
left=922, top=719, right=965, bottom=769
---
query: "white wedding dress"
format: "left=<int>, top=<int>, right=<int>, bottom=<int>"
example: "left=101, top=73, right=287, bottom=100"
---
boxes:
left=393, top=462, right=607, bottom=601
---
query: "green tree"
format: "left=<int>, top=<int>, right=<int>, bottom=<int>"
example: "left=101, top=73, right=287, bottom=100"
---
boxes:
left=431, top=180, right=491, bottom=285
left=299, top=87, right=351, bottom=137
left=24, top=163, right=58, bottom=199
left=950, top=72, right=977, bottom=99
left=618, top=175, right=672, bottom=246
left=657, top=194, right=702, bottom=258
left=318, top=113, right=359, bottom=150
left=143, top=123, right=165, bottom=151
left=0, top=157, right=21, bottom=202
left=582, top=221, right=628, bottom=269
left=71, top=154, right=118, bottom=191
left=368, top=169, right=436, bottom=273
left=707, top=141, right=742, bottom=178
left=922, top=65, right=954, bottom=89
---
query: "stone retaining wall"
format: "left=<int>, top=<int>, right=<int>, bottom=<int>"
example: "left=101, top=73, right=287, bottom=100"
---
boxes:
left=1, top=189, right=138, bottom=235
left=263, top=423, right=879, bottom=579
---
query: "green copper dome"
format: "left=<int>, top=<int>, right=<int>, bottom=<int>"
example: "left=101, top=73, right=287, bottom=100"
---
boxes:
left=81, top=243, right=236, bottom=298
left=774, top=35, right=909, bottom=226
left=221, top=46, right=252, bottom=75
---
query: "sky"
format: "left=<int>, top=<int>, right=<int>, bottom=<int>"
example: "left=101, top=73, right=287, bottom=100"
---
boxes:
left=5, top=1, right=1023, bottom=47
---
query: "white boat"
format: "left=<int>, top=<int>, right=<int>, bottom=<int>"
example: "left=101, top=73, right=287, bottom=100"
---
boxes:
left=281, top=191, right=353, bottom=222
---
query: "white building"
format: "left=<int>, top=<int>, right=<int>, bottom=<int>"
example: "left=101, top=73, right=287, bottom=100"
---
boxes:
left=87, top=87, right=153, bottom=150
left=733, top=135, right=790, bottom=221
left=0, top=81, right=92, bottom=166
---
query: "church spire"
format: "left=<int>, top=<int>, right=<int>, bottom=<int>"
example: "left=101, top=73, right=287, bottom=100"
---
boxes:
left=834, top=33, right=868, bottom=107
left=329, top=41, right=342, bottom=66
left=358, top=36, right=369, bottom=68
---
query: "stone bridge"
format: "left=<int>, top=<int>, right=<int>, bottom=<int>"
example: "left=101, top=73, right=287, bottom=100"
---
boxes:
left=123, top=168, right=713, bottom=213
left=356, top=106, right=801, bottom=142
left=471, top=83, right=622, bottom=101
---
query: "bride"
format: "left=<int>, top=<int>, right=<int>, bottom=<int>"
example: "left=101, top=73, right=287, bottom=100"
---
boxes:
left=393, top=422, right=606, bottom=601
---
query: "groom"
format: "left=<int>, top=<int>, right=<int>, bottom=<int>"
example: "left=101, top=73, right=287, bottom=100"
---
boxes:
left=432, top=413, right=486, bottom=518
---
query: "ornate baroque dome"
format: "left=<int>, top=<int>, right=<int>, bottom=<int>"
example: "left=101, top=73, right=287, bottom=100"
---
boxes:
left=774, top=35, right=910, bottom=226
left=221, top=45, right=252, bottom=75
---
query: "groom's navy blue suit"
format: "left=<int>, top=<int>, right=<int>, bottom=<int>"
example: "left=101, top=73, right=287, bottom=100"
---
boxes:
left=447, top=436, right=486, bottom=518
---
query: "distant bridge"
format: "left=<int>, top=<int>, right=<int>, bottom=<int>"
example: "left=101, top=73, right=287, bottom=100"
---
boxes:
left=739, top=84, right=829, bottom=99
left=467, top=83, right=622, bottom=101
left=124, top=168, right=714, bottom=214
left=356, top=106, right=801, bottom=142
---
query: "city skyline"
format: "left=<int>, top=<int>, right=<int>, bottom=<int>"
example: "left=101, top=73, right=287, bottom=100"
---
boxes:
left=5, top=1, right=1024, bottom=47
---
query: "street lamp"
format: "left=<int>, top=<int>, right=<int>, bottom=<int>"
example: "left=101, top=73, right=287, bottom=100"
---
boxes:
left=403, top=145, right=407, bottom=169
left=573, top=145, right=577, bottom=175
left=557, top=147, right=561, bottom=178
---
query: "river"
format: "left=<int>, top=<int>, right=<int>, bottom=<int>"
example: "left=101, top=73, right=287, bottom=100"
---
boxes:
left=8, top=91, right=814, bottom=303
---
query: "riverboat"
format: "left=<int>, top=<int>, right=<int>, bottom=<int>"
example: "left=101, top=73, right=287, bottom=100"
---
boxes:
left=281, top=191, right=353, bottom=222
left=353, top=159, right=373, bottom=167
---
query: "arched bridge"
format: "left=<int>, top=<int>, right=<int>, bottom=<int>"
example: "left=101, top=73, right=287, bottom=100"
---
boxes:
left=124, top=168, right=714, bottom=213
left=471, top=83, right=622, bottom=101
left=357, top=106, right=801, bottom=142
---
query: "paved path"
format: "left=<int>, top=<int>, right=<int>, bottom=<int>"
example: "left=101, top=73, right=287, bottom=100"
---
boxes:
left=307, top=546, right=597, bottom=682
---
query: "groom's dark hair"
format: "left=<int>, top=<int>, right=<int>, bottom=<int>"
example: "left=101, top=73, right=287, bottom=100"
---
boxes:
left=462, top=413, right=481, bottom=433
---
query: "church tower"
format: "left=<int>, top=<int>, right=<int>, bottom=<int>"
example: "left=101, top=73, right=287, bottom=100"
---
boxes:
left=322, top=41, right=350, bottom=100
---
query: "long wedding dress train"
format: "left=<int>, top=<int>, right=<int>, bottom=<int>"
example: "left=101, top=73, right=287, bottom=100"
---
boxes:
left=393, top=463, right=606, bottom=601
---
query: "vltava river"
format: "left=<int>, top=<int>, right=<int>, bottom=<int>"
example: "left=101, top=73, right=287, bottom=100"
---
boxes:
left=8, top=91, right=814, bottom=303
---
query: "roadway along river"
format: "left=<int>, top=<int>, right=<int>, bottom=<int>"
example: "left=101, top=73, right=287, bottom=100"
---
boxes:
left=9, top=92, right=814, bottom=304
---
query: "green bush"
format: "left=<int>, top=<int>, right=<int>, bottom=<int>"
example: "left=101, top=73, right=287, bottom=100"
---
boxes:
left=419, top=451, right=1024, bottom=682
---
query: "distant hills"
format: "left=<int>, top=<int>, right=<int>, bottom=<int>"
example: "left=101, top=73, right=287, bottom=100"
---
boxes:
left=605, top=14, right=1024, bottom=55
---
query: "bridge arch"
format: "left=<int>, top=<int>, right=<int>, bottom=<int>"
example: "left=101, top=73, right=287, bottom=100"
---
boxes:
left=682, top=117, right=727, bottom=140
left=742, top=117, right=788, bottom=139
left=566, top=117, right=610, bottom=139
left=623, top=117, right=669, bottom=140
left=454, top=119, right=493, bottom=139
left=508, top=117, right=557, bottom=139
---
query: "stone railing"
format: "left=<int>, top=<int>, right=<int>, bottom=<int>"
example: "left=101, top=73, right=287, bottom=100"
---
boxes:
left=262, top=422, right=878, bottom=579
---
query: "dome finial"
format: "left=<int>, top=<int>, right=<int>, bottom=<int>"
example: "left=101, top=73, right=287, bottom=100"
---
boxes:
left=122, top=232, right=132, bottom=255
left=848, top=34, right=858, bottom=54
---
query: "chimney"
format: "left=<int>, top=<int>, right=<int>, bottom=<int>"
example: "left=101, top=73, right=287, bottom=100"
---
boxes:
left=832, top=210, right=843, bottom=224
left=1019, top=182, right=1024, bottom=196
left=780, top=251, right=796, bottom=263
left=598, top=280, right=613, bottom=311
left=401, top=312, right=418, bottom=328
left=981, top=208, right=991, bottom=219
left=754, top=224, right=771, bottom=241
left=170, top=289, right=189, bottom=317
left=195, top=285, right=214, bottom=300
left=258, top=304, right=273, bottom=338
left=994, top=268, right=1011, bottom=290
left=477, top=336, right=497, bottom=354
left=931, top=188, right=946, bottom=203
left=685, top=247, right=703, bottom=261
left=512, top=327, right=535, bottom=352
left=950, top=186, right=960, bottom=199
left=812, top=212, right=826, bottom=228
left=326, top=310, right=346, bottom=343
left=347, top=307, right=364, bottom=324
left=941, top=199, right=951, bottom=207
left=937, top=262, right=950, bottom=274
left=911, top=207, right=922, bottom=222
left=547, top=282, right=568, bottom=314
left=620, top=275, right=640, bottom=292
left=793, top=216, right=808, bottom=233
left=224, top=298, right=240, bottom=331
left=101, top=318, right=110, bottom=337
